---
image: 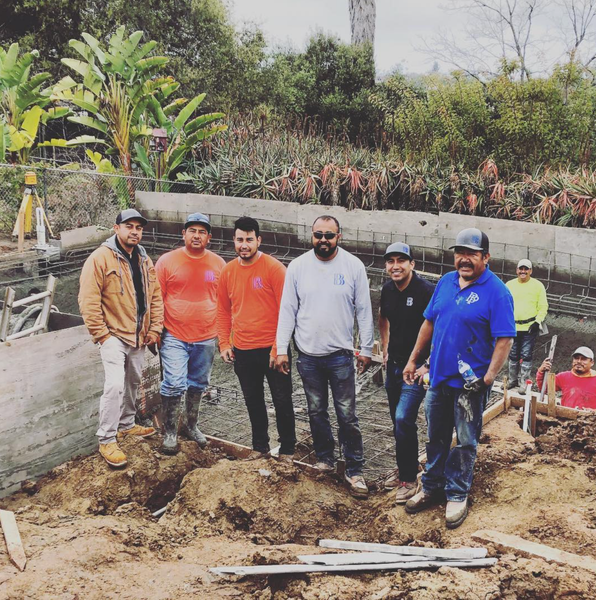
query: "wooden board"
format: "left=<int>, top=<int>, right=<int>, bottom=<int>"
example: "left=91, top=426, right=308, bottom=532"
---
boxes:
left=210, top=558, right=498, bottom=577
left=298, top=552, right=425, bottom=565
left=508, top=396, right=592, bottom=420
left=318, top=539, right=487, bottom=560
left=472, top=530, right=596, bottom=575
left=0, top=510, right=26, bottom=571
left=547, top=373, right=557, bottom=417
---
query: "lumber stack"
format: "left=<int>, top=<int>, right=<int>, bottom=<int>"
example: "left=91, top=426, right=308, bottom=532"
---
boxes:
left=210, top=539, right=496, bottom=576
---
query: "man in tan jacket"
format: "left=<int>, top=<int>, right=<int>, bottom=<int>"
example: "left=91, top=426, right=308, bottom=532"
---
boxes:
left=79, top=209, right=164, bottom=467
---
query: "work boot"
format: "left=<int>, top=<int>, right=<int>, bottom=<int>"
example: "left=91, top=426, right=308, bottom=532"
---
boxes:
left=405, top=488, right=445, bottom=514
left=518, top=362, right=533, bottom=394
left=180, top=387, right=207, bottom=448
left=394, top=480, right=418, bottom=504
left=117, top=424, right=156, bottom=440
left=345, top=474, right=369, bottom=499
left=278, top=453, right=295, bottom=465
left=445, top=499, right=469, bottom=529
left=383, top=468, right=400, bottom=490
left=99, top=442, right=127, bottom=468
left=243, top=449, right=271, bottom=461
left=160, top=394, right=183, bottom=455
left=507, top=360, right=519, bottom=390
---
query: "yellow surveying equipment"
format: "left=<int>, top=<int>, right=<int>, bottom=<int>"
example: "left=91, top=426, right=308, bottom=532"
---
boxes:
left=12, top=171, right=54, bottom=248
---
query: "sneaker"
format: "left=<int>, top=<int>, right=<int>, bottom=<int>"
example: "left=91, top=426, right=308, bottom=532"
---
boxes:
left=278, top=454, right=295, bottom=464
left=345, top=474, right=369, bottom=499
left=99, top=442, right=127, bottom=468
left=394, top=480, right=418, bottom=504
left=117, top=424, right=156, bottom=439
left=383, top=468, right=400, bottom=490
left=242, top=450, right=270, bottom=461
left=314, top=461, right=335, bottom=473
left=445, top=499, right=469, bottom=529
left=405, top=488, right=445, bottom=514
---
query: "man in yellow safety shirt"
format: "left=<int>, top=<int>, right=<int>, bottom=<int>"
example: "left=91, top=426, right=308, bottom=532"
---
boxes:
left=506, top=259, right=548, bottom=393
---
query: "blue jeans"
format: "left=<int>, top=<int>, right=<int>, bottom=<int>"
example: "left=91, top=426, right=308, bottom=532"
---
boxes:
left=509, top=330, right=538, bottom=371
left=385, top=361, right=426, bottom=482
left=422, top=383, right=489, bottom=502
left=160, top=331, right=216, bottom=397
left=296, top=349, right=364, bottom=477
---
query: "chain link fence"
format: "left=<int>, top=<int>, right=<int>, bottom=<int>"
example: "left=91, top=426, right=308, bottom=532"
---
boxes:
left=0, top=164, right=196, bottom=237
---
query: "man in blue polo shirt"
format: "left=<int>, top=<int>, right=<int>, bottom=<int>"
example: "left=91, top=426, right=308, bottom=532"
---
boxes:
left=402, top=228, right=515, bottom=529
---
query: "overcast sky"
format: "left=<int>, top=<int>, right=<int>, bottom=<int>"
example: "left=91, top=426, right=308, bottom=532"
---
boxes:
left=231, top=0, right=574, bottom=77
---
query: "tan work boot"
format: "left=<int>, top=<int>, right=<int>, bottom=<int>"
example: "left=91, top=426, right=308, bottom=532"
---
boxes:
left=394, top=480, right=418, bottom=504
left=278, top=454, right=295, bottom=464
left=117, top=424, right=156, bottom=440
left=99, top=442, right=127, bottom=468
left=345, top=474, right=369, bottom=499
left=242, top=450, right=270, bottom=461
left=405, top=488, right=445, bottom=514
left=445, top=499, right=469, bottom=529
left=383, top=468, right=400, bottom=490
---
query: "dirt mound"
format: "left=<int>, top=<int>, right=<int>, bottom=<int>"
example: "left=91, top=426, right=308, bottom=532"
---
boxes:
left=3, top=436, right=220, bottom=515
left=536, top=413, right=596, bottom=473
left=162, top=458, right=373, bottom=545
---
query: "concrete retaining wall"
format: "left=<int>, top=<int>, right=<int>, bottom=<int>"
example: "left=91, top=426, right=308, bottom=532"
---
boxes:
left=0, top=316, right=160, bottom=498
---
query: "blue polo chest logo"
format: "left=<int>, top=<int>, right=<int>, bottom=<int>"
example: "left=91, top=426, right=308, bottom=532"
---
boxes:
left=253, top=276, right=264, bottom=290
left=205, top=270, right=215, bottom=282
left=334, top=273, right=345, bottom=286
left=466, top=292, right=480, bottom=304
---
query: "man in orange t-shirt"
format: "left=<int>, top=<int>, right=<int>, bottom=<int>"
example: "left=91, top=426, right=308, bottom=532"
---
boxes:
left=217, top=216, right=296, bottom=462
left=155, top=212, right=225, bottom=454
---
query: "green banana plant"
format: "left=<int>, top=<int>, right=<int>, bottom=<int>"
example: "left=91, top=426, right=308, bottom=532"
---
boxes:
left=47, top=26, right=227, bottom=179
left=0, top=43, right=72, bottom=163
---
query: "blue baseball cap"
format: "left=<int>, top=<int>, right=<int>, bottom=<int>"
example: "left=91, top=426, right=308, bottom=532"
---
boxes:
left=384, top=242, right=412, bottom=260
left=184, top=212, right=211, bottom=232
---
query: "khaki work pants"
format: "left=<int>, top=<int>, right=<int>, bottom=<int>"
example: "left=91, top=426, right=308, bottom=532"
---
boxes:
left=97, top=336, right=145, bottom=444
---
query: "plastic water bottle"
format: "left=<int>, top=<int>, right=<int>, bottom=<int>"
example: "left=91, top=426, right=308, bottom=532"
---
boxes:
left=458, top=357, right=477, bottom=385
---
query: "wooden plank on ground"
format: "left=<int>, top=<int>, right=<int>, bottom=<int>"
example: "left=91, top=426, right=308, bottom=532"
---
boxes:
left=299, top=552, right=425, bottom=565
left=0, top=509, right=26, bottom=571
left=210, top=558, right=498, bottom=577
left=509, top=397, right=592, bottom=420
left=472, top=530, right=596, bottom=575
left=482, top=398, right=505, bottom=426
left=547, top=373, right=557, bottom=417
left=318, top=539, right=487, bottom=560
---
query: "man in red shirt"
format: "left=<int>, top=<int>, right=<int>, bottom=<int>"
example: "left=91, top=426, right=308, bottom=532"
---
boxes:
left=155, top=213, right=225, bottom=454
left=536, top=346, right=596, bottom=411
left=217, top=216, right=296, bottom=462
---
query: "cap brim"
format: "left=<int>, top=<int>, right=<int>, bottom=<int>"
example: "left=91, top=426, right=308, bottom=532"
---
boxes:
left=449, top=244, right=484, bottom=251
left=384, top=252, right=412, bottom=260
left=120, top=216, right=148, bottom=226
left=184, top=221, right=211, bottom=231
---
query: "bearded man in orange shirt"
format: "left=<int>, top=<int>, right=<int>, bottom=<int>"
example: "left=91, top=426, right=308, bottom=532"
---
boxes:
left=217, top=216, right=296, bottom=462
left=155, top=213, right=225, bottom=454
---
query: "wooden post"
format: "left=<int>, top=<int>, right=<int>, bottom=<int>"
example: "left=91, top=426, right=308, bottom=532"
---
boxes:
left=17, top=210, right=25, bottom=252
left=503, top=376, right=511, bottom=411
left=0, top=287, right=15, bottom=342
left=0, top=509, right=26, bottom=571
left=37, top=274, right=56, bottom=334
left=547, top=373, right=556, bottom=417
left=530, top=393, right=537, bottom=437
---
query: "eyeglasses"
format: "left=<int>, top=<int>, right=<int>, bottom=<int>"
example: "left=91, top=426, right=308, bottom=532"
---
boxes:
left=313, top=231, right=337, bottom=240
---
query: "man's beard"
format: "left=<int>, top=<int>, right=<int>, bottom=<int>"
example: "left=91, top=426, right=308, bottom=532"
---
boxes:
left=314, top=243, right=335, bottom=258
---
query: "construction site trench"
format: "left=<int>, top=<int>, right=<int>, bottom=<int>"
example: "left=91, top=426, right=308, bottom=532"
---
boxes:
left=3, top=199, right=596, bottom=597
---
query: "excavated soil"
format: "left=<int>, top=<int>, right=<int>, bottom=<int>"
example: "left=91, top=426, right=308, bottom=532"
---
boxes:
left=1, top=412, right=596, bottom=598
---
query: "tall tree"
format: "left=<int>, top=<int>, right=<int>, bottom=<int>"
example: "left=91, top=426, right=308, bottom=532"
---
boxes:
left=348, top=0, right=376, bottom=46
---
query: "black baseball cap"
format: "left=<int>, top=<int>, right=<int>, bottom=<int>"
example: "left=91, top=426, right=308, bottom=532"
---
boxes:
left=115, top=208, right=148, bottom=226
left=449, top=227, right=489, bottom=252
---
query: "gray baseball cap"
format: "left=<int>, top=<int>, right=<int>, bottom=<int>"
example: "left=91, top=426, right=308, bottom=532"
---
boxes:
left=115, top=208, right=147, bottom=226
left=384, top=242, right=412, bottom=260
left=184, top=212, right=211, bottom=232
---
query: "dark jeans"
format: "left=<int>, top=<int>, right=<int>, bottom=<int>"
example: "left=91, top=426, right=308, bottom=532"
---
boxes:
left=509, top=330, right=538, bottom=367
left=422, top=383, right=490, bottom=502
left=233, top=346, right=296, bottom=455
left=385, top=360, right=426, bottom=482
left=296, top=349, right=364, bottom=477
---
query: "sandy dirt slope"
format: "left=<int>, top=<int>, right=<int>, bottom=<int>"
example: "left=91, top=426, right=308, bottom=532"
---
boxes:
left=1, top=412, right=596, bottom=599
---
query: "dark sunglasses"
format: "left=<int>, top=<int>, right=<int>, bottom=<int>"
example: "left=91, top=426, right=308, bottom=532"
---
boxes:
left=313, top=231, right=337, bottom=240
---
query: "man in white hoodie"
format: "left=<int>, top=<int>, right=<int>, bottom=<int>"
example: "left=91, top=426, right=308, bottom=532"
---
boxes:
left=276, top=215, right=374, bottom=498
